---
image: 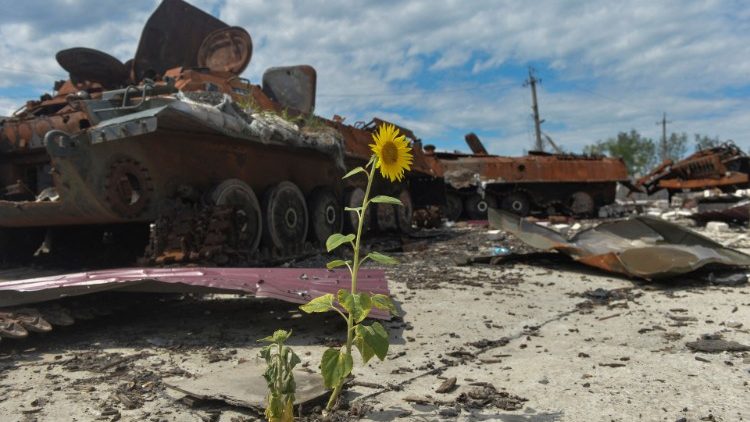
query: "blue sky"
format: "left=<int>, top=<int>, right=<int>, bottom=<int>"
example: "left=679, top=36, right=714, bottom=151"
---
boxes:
left=2, top=0, right=750, bottom=155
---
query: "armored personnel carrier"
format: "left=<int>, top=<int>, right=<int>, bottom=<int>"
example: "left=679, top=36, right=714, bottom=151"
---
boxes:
left=429, top=133, right=629, bottom=219
left=0, top=0, right=444, bottom=268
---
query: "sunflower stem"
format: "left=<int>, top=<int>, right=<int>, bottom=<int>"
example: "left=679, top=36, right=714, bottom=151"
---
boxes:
left=325, top=160, right=376, bottom=411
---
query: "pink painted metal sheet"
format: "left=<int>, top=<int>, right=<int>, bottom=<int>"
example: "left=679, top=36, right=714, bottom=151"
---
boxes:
left=0, top=267, right=391, bottom=319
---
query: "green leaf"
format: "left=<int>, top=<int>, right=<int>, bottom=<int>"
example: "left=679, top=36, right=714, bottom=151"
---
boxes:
left=366, top=251, right=399, bottom=265
left=343, top=166, right=366, bottom=179
left=337, top=290, right=372, bottom=323
left=371, top=294, right=398, bottom=316
left=325, top=233, right=355, bottom=252
left=320, top=348, right=353, bottom=389
left=354, top=322, right=389, bottom=363
left=326, top=259, right=350, bottom=270
left=288, top=351, right=301, bottom=370
left=370, top=195, right=403, bottom=206
left=353, top=333, right=374, bottom=363
left=299, top=294, right=335, bottom=314
left=344, top=206, right=361, bottom=212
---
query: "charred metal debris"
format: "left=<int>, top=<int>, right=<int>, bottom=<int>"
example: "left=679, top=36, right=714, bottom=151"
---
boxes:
left=634, top=142, right=750, bottom=197
left=489, top=208, right=750, bottom=280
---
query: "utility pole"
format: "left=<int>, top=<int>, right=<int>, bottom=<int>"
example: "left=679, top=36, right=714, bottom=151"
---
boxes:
left=656, top=112, right=672, bottom=162
left=524, top=67, right=543, bottom=152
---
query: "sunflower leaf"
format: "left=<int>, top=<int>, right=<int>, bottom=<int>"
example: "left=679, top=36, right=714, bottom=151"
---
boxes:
left=343, top=167, right=366, bottom=179
left=366, top=251, right=399, bottom=265
left=326, top=233, right=355, bottom=252
left=370, top=195, right=403, bottom=206
left=337, top=290, right=372, bottom=323
left=354, top=322, right=389, bottom=362
left=299, top=294, right=335, bottom=314
left=326, top=259, right=350, bottom=270
left=320, top=347, right=353, bottom=389
left=371, top=294, right=399, bottom=316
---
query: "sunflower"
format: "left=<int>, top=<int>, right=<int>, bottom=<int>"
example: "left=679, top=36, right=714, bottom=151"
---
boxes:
left=369, top=123, right=414, bottom=182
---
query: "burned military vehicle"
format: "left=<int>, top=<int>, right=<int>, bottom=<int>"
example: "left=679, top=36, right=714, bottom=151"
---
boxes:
left=0, top=0, right=444, bottom=268
left=635, top=142, right=750, bottom=197
left=429, top=133, right=629, bottom=219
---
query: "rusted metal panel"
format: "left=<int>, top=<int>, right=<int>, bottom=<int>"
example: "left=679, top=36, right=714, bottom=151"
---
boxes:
left=132, top=0, right=228, bottom=81
left=636, top=143, right=750, bottom=195
left=489, top=208, right=750, bottom=279
left=439, top=154, right=628, bottom=187
left=262, top=65, right=316, bottom=115
left=0, top=267, right=392, bottom=319
left=464, top=133, right=488, bottom=155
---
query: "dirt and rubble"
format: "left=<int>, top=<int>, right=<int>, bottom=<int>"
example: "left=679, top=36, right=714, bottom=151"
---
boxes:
left=0, top=220, right=748, bottom=421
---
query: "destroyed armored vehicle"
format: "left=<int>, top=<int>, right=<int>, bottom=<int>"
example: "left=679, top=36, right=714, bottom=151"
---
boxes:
left=429, top=133, right=629, bottom=219
left=0, top=0, right=444, bottom=268
left=635, top=142, right=750, bottom=197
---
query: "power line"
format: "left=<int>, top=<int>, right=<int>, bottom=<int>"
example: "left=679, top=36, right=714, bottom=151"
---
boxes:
left=564, top=83, right=644, bottom=111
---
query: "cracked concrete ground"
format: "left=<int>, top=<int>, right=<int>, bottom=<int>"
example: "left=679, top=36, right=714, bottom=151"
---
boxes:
left=0, top=222, right=748, bottom=421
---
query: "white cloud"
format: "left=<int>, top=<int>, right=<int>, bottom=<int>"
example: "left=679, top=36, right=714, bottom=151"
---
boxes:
left=1, top=0, right=749, bottom=156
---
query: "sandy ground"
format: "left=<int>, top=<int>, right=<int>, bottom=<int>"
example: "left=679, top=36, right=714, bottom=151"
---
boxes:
left=0, top=220, right=748, bottom=421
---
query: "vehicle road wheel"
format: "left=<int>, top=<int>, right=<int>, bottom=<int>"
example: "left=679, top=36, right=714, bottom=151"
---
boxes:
left=210, top=179, right=262, bottom=252
left=262, top=181, right=308, bottom=250
left=501, top=193, right=531, bottom=217
left=374, top=202, right=397, bottom=232
left=307, top=187, right=342, bottom=245
left=396, top=190, right=414, bottom=233
left=568, top=191, right=595, bottom=216
left=464, top=193, right=497, bottom=220
left=344, top=187, right=370, bottom=233
left=444, top=192, right=463, bottom=221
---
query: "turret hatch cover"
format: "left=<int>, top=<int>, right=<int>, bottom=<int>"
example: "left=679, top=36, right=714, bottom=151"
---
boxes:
left=55, top=47, right=129, bottom=89
left=197, top=27, right=253, bottom=74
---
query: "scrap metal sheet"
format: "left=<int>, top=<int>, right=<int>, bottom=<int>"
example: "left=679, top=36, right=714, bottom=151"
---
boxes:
left=0, top=267, right=391, bottom=319
left=489, top=208, right=750, bottom=279
left=164, top=360, right=325, bottom=410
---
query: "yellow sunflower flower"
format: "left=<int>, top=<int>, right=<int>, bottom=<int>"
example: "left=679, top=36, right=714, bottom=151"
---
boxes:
left=369, top=123, right=414, bottom=182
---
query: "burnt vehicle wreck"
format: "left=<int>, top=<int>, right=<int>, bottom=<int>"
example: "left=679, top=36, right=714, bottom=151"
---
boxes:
left=635, top=142, right=750, bottom=197
left=428, top=133, right=629, bottom=220
left=0, top=0, right=445, bottom=268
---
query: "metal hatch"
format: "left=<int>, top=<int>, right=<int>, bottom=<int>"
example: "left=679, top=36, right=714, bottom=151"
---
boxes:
left=197, top=26, right=253, bottom=74
left=55, top=47, right=129, bottom=89
left=132, top=0, right=228, bottom=81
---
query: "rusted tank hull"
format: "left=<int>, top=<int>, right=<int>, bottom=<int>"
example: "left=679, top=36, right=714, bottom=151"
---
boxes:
left=437, top=149, right=628, bottom=219
left=441, top=155, right=627, bottom=186
left=1, top=103, right=343, bottom=228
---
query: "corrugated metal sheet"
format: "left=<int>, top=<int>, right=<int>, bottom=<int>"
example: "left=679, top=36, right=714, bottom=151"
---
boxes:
left=0, top=267, right=391, bottom=319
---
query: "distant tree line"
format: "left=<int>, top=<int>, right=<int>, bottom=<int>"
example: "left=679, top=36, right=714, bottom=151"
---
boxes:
left=583, top=130, right=728, bottom=176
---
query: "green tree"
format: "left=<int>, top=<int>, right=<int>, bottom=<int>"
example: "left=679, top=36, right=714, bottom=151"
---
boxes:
left=694, top=133, right=721, bottom=151
left=658, top=132, right=688, bottom=163
left=583, top=129, right=656, bottom=176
